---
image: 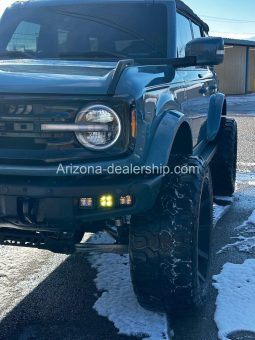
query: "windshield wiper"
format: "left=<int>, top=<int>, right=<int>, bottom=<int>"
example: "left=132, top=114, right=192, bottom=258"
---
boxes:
left=58, top=51, right=126, bottom=59
left=0, top=51, right=35, bottom=59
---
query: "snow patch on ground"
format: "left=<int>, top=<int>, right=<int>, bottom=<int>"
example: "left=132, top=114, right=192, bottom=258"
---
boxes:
left=88, top=232, right=169, bottom=340
left=0, top=246, right=67, bottom=320
left=237, top=162, right=255, bottom=174
left=213, top=260, right=255, bottom=340
left=218, top=210, right=255, bottom=254
left=86, top=201, right=230, bottom=340
left=236, top=171, right=255, bottom=191
left=236, top=172, right=255, bottom=183
left=236, top=210, right=255, bottom=228
left=237, top=162, right=255, bottom=168
left=218, top=236, right=255, bottom=254
left=227, top=94, right=255, bottom=115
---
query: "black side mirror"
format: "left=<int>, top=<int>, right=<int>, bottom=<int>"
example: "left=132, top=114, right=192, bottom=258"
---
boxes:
left=185, top=37, right=225, bottom=66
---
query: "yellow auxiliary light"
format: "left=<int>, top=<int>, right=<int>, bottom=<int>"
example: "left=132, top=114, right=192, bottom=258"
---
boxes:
left=100, top=195, right=113, bottom=208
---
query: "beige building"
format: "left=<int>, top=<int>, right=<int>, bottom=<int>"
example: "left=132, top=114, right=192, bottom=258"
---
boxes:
left=215, top=38, right=255, bottom=95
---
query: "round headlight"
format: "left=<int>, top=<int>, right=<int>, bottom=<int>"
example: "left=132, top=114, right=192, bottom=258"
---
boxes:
left=75, top=105, right=121, bottom=150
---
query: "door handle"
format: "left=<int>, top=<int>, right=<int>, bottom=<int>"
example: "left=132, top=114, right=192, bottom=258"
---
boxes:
left=209, top=84, right=217, bottom=91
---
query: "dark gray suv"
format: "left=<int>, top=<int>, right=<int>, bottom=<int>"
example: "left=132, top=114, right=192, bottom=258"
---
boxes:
left=0, top=0, right=237, bottom=313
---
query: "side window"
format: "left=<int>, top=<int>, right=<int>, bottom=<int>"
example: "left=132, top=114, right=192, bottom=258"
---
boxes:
left=7, top=21, right=40, bottom=53
left=176, top=13, right=193, bottom=58
left=191, top=22, right=202, bottom=39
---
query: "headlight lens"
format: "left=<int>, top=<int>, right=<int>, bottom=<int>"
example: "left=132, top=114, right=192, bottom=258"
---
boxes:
left=75, top=105, right=121, bottom=150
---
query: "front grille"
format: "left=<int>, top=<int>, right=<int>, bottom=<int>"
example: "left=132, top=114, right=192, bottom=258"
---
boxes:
left=0, top=102, right=77, bottom=148
left=0, top=99, right=81, bottom=164
left=0, top=96, right=130, bottom=165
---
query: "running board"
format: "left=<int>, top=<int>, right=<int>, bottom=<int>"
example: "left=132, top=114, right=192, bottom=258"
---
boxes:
left=75, top=243, right=128, bottom=255
left=199, top=142, right=217, bottom=166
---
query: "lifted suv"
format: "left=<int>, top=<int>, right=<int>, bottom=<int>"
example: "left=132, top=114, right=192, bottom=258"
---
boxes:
left=0, top=0, right=237, bottom=313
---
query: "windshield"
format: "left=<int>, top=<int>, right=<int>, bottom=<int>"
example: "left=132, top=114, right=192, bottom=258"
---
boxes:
left=0, top=3, right=167, bottom=60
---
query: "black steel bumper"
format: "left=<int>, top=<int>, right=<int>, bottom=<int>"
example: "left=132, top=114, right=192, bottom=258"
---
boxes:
left=0, top=175, right=162, bottom=231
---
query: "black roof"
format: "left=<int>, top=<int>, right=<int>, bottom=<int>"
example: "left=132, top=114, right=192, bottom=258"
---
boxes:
left=176, top=0, right=209, bottom=33
left=10, top=0, right=210, bottom=33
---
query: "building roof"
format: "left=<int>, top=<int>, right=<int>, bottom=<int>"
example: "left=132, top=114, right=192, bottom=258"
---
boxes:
left=224, top=38, right=255, bottom=47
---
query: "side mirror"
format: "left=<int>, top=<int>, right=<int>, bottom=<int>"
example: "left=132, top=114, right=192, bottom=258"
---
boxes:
left=185, top=37, right=225, bottom=66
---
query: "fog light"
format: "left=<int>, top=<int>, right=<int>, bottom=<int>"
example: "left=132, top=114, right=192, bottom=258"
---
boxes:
left=119, top=195, right=133, bottom=206
left=100, top=195, right=113, bottom=208
left=80, top=197, right=93, bottom=208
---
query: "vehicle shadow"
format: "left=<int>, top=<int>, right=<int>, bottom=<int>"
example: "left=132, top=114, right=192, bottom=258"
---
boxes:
left=0, top=253, right=138, bottom=340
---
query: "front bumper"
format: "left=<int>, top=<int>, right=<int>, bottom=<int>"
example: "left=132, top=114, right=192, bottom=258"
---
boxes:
left=0, top=175, right=162, bottom=231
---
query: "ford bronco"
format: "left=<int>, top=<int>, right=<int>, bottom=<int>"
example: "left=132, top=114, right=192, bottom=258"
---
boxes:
left=0, top=0, right=237, bottom=313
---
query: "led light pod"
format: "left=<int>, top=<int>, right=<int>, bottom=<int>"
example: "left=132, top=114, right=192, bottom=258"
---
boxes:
left=80, top=197, right=93, bottom=208
left=99, top=195, right=113, bottom=208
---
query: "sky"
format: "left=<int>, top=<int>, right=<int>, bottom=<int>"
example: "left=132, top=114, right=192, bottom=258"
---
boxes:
left=0, top=0, right=15, bottom=16
left=1, top=0, right=255, bottom=40
left=184, top=0, right=255, bottom=40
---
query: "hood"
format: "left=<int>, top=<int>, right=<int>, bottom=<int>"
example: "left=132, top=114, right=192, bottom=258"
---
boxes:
left=0, top=59, right=118, bottom=95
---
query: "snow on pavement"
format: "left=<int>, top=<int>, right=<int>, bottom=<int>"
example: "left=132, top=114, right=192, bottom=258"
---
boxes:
left=237, top=162, right=255, bottom=172
left=217, top=171, right=255, bottom=254
left=0, top=246, right=67, bottom=320
left=88, top=232, right=169, bottom=340
left=213, top=166, right=255, bottom=339
left=218, top=235, right=255, bottom=254
left=227, top=94, right=255, bottom=115
left=227, top=94, right=255, bottom=106
left=217, top=209, right=255, bottom=254
left=86, top=201, right=231, bottom=340
left=236, top=210, right=255, bottom=228
left=213, top=260, right=255, bottom=340
left=236, top=172, right=255, bottom=186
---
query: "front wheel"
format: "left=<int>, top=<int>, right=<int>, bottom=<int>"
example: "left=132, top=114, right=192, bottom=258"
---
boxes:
left=129, top=156, right=213, bottom=314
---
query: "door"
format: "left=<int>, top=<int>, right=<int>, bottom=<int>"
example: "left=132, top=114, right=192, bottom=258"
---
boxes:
left=176, top=14, right=217, bottom=147
left=184, top=67, right=216, bottom=147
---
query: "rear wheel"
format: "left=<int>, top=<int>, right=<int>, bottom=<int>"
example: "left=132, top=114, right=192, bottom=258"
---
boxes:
left=129, top=156, right=213, bottom=313
left=211, top=117, right=237, bottom=196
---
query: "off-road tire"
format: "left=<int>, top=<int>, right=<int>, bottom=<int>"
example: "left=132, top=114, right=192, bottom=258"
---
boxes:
left=211, top=117, right=237, bottom=196
left=129, top=156, right=213, bottom=314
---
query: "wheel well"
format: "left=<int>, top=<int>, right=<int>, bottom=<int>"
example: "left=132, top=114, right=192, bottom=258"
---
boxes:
left=171, top=122, right=193, bottom=156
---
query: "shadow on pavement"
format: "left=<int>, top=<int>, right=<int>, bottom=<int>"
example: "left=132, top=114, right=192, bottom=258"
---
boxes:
left=0, top=253, right=138, bottom=340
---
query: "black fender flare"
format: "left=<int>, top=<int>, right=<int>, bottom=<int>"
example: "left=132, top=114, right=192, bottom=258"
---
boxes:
left=145, top=111, right=192, bottom=166
left=207, top=92, right=226, bottom=142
